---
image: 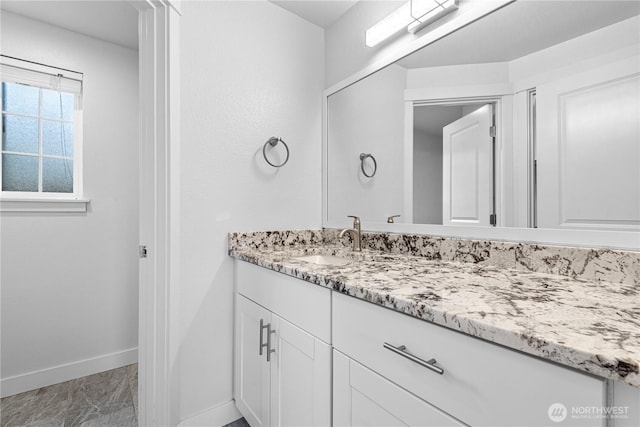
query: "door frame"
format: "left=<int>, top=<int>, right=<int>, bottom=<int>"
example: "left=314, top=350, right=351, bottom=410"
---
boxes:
left=130, top=1, right=181, bottom=426
left=404, top=95, right=507, bottom=227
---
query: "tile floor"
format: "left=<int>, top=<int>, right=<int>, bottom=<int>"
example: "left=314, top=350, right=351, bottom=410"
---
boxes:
left=1, top=365, right=251, bottom=427
left=1, top=364, right=138, bottom=427
left=223, top=418, right=250, bottom=427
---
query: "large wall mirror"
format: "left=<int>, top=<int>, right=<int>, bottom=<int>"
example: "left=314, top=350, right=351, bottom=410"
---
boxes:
left=324, top=0, right=640, bottom=249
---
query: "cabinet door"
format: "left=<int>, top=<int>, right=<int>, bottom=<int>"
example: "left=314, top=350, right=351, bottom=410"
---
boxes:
left=611, top=381, right=640, bottom=427
left=235, top=295, right=272, bottom=427
left=333, top=350, right=466, bottom=427
left=270, top=314, right=331, bottom=427
left=333, top=292, right=605, bottom=427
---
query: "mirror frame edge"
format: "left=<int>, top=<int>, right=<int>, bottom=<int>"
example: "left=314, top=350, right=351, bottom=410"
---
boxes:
left=321, top=0, right=640, bottom=251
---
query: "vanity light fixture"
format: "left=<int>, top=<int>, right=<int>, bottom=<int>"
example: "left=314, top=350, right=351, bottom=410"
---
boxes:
left=365, top=0, right=459, bottom=47
left=408, top=0, right=458, bottom=34
left=365, top=2, right=412, bottom=48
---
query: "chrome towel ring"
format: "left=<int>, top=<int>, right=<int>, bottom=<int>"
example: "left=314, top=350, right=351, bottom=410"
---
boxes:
left=263, top=137, right=289, bottom=168
left=360, top=153, right=377, bottom=178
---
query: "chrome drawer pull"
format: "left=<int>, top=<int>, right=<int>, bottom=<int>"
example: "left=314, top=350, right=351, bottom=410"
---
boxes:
left=383, top=342, right=444, bottom=375
left=266, top=325, right=276, bottom=362
left=259, top=319, right=269, bottom=356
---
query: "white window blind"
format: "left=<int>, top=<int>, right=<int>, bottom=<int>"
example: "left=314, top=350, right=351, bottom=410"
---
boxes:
left=1, top=56, right=83, bottom=95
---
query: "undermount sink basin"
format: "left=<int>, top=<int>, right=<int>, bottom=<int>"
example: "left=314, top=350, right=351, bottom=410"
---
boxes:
left=291, top=254, right=352, bottom=266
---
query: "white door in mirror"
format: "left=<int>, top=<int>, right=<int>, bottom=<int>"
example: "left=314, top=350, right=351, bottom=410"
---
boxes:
left=442, top=104, right=493, bottom=227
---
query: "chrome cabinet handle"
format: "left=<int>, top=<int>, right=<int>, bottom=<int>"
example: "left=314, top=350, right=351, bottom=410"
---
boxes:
left=259, top=319, right=276, bottom=362
left=266, top=325, right=276, bottom=362
left=259, top=319, right=269, bottom=356
left=383, top=342, right=444, bottom=375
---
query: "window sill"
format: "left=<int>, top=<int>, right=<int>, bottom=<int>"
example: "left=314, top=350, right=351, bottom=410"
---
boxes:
left=0, top=198, right=90, bottom=213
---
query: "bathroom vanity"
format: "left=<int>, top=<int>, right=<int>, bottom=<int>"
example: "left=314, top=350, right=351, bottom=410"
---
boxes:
left=229, top=230, right=639, bottom=427
left=230, top=2, right=640, bottom=426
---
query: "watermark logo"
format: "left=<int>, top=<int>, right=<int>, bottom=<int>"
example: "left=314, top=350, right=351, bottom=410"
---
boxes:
left=548, top=403, right=629, bottom=422
left=548, top=403, right=567, bottom=423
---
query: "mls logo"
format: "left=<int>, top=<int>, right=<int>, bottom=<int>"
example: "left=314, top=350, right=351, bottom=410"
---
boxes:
left=548, top=403, right=568, bottom=422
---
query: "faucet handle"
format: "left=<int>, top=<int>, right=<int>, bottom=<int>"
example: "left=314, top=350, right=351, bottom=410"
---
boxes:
left=387, top=215, right=400, bottom=223
left=347, top=215, right=360, bottom=226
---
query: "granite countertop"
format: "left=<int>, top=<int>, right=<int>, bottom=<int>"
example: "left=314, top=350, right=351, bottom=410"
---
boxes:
left=229, top=244, right=640, bottom=388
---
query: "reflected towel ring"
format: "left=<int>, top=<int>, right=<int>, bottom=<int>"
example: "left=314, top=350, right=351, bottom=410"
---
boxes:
left=263, top=137, right=289, bottom=168
left=360, top=153, right=377, bottom=178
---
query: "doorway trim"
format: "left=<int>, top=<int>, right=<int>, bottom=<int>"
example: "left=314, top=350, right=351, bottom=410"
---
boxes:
left=404, top=93, right=508, bottom=227
left=131, top=1, right=181, bottom=426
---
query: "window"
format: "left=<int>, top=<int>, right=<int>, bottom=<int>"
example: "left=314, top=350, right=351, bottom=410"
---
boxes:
left=1, top=56, right=83, bottom=203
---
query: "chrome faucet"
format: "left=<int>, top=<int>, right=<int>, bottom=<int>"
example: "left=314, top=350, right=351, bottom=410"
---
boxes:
left=339, top=215, right=362, bottom=251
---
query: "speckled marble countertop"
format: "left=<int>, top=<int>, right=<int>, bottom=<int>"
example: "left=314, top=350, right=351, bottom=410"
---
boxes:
left=229, top=243, right=640, bottom=388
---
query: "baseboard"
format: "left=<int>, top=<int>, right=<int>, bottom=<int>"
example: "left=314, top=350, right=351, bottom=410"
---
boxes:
left=0, top=347, right=138, bottom=398
left=178, top=400, right=242, bottom=427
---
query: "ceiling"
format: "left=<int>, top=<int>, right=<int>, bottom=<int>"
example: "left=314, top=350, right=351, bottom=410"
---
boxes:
left=1, top=0, right=139, bottom=49
left=7, top=0, right=634, bottom=66
left=270, top=0, right=359, bottom=28
left=0, top=0, right=358, bottom=51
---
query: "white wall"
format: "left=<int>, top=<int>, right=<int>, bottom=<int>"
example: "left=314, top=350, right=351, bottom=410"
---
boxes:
left=327, top=64, right=406, bottom=224
left=406, top=62, right=510, bottom=89
left=0, top=12, right=139, bottom=396
left=179, top=1, right=323, bottom=422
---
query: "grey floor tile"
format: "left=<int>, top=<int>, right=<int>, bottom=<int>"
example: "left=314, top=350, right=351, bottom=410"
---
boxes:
left=65, top=367, right=133, bottom=426
left=71, top=366, right=129, bottom=389
left=1, top=389, right=40, bottom=427
left=1, top=381, right=71, bottom=427
left=18, top=421, right=62, bottom=427
left=1, top=365, right=138, bottom=427
left=224, top=418, right=251, bottom=427
left=127, top=366, right=138, bottom=419
left=122, top=363, right=138, bottom=418
left=79, top=406, right=137, bottom=427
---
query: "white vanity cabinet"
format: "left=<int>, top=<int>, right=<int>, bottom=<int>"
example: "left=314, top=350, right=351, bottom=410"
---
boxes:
left=332, top=292, right=606, bottom=427
left=234, top=260, right=637, bottom=427
left=334, top=349, right=467, bottom=426
left=234, top=262, right=332, bottom=427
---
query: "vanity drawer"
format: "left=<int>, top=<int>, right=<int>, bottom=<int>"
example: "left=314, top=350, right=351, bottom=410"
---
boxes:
left=236, top=261, right=331, bottom=343
left=333, top=292, right=605, bottom=427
